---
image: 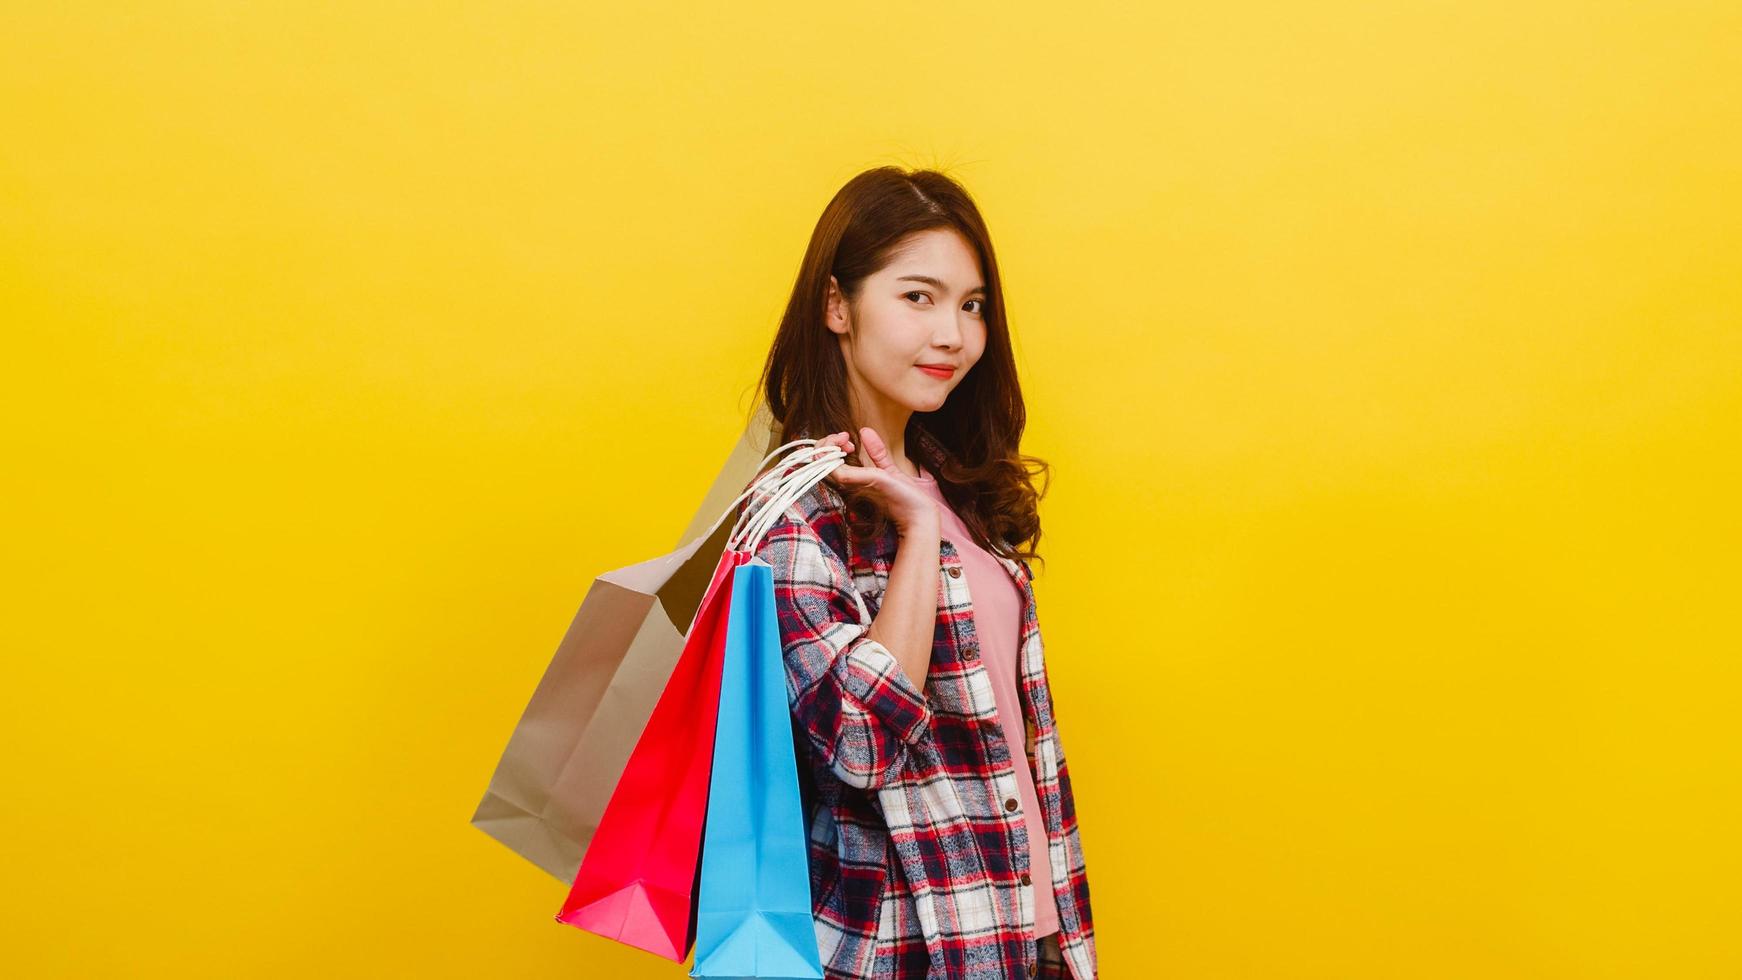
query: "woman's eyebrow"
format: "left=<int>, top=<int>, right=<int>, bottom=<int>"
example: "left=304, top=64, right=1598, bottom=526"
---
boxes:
left=896, top=274, right=986, bottom=296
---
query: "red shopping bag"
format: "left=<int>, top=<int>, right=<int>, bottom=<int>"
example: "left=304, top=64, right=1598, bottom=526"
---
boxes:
left=553, top=545, right=752, bottom=960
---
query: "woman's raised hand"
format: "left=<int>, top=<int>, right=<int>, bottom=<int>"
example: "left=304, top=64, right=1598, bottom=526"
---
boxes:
left=819, top=427, right=941, bottom=538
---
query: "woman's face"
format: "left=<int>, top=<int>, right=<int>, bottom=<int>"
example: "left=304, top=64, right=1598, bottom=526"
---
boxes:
left=827, top=228, right=989, bottom=419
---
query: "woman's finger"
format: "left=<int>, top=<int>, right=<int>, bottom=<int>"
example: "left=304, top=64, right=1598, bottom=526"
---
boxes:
left=858, top=427, right=897, bottom=473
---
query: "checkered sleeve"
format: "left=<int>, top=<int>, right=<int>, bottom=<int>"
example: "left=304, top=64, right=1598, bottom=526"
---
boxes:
left=753, top=509, right=933, bottom=791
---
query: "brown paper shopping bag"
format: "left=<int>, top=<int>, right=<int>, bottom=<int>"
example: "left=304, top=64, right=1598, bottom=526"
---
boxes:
left=470, top=402, right=788, bottom=883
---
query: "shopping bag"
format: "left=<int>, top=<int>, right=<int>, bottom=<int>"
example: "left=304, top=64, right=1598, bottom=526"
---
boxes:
left=554, top=435, right=849, bottom=963
left=470, top=404, right=784, bottom=884
left=689, top=556, right=826, bottom=979
left=552, top=544, right=747, bottom=960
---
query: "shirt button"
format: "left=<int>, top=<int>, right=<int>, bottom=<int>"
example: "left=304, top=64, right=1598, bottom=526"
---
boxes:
left=1027, top=962, right=1038, bottom=977
left=1020, top=871, right=1031, bottom=886
left=1004, top=797, right=1018, bottom=812
left=948, top=566, right=962, bottom=578
left=963, top=646, right=978, bottom=661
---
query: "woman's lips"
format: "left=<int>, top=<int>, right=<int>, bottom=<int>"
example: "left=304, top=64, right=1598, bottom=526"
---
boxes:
left=917, top=365, right=956, bottom=379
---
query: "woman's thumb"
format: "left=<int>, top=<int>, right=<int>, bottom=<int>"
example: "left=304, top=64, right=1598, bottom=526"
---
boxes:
left=859, top=427, right=897, bottom=471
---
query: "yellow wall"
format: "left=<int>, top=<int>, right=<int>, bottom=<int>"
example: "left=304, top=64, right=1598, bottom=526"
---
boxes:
left=4, top=3, right=1737, bottom=977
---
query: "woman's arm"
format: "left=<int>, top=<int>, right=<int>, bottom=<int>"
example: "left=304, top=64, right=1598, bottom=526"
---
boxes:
left=865, top=517, right=941, bottom=693
left=749, top=426, right=946, bottom=790
left=756, top=510, right=935, bottom=792
left=815, top=425, right=947, bottom=696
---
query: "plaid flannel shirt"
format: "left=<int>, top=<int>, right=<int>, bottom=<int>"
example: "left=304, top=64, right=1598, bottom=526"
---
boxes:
left=738, top=425, right=1097, bottom=980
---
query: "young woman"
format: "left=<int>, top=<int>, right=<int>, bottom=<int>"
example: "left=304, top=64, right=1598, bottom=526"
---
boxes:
left=738, top=166, right=1096, bottom=980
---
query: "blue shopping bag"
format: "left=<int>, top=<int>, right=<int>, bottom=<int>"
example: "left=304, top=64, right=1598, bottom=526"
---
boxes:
left=689, top=556, right=825, bottom=980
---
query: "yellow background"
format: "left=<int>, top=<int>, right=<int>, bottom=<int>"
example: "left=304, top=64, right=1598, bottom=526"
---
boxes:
left=4, top=2, right=1738, bottom=977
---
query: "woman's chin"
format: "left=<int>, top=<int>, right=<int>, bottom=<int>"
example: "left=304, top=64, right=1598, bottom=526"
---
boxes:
left=902, top=387, right=952, bottom=411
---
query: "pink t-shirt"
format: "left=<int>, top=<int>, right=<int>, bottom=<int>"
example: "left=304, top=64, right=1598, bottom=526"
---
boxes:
left=912, top=462, right=1060, bottom=940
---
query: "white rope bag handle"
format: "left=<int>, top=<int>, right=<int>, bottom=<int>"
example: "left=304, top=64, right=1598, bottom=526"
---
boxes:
left=731, top=447, right=851, bottom=553
left=692, top=435, right=875, bottom=624
left=687, top=437, right=848, bottom=557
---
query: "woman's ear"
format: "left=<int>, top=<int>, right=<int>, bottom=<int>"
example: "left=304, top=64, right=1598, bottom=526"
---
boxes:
left=824, top=275, right=850, bottom=336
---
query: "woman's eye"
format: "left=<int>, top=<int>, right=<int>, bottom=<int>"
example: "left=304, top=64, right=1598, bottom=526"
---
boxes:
left=965, top=299, right=984, bottom=315
left=905, top=291, right=930, bottom=304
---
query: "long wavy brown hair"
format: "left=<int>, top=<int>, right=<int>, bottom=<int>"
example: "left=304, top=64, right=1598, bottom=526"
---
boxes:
left=744, top=165, right=1051, bottom=571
